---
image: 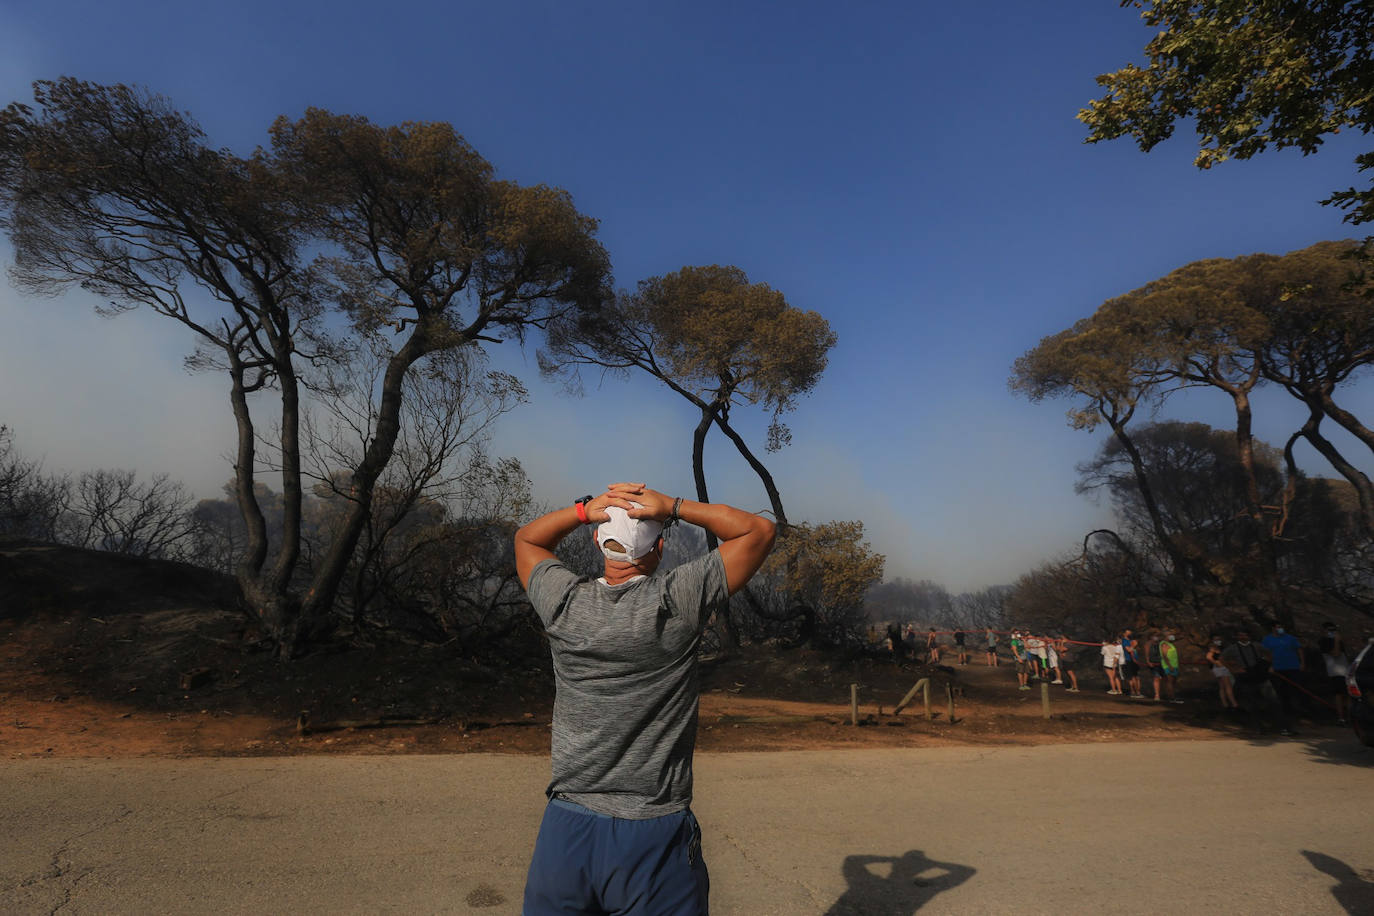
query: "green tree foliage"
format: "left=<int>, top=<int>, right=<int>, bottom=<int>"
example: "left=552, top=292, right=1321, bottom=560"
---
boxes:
left=1081, top=0, right=1374, bottom=224
left=1102, top=255, right=1279, bottom=577
left=740, top=520, right=885, bottom=647
left=1010, top=304, right=1191, bottom=583
left=541, top=265, right=836, bottom=529
left=0, top=78, right=317, bottom=639
left=269, top=110, right=608, bottom=644
left=541, top=264, right=836, bottom=653
left=1014, top=240, right=1374, bottom=597
left=1253, top=241, right=1374, bottom=532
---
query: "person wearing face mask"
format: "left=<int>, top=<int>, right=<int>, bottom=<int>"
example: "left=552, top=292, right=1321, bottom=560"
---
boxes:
left=1120, top=629, right=1143, bottom=699
left=1101, top=637, right=1124, bottom=695
left=1054, top=634, right=1079, bottom=692
left=1159, top=632, right=1182, bottom=703
left=1205, top=635, right=1238, bottom=709
left=1223, top=631, right=1290, bottom=734
left=1010, top=630, right=1032, bottom=690
left=1263, top=621, right=1305, bottom=734
left=1142, top=631, right=1165, bottom=701
left=1317, top=622, right=1349, bottom=726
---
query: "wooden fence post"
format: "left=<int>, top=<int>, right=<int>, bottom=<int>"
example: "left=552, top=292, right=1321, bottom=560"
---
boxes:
left=894, top=678, right=937, bottom=718
left=1041, top=680, right=1051, bottom=719
left=850, top=683, right=858, bottom=726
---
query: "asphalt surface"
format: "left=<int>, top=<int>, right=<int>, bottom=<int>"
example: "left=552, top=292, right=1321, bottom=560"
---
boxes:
left=3, top=737, right=1372, bottom=915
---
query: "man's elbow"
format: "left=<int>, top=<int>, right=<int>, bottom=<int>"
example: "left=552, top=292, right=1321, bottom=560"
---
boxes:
left=757, top=517, right=777, bottom=551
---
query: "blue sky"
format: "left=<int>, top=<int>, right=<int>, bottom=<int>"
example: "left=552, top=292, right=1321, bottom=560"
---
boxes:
left=1, top=1, right=1371, bottom=591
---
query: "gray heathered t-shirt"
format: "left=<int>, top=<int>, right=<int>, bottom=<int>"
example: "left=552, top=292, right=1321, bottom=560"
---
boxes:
left=527, top=551, right=728, bottom=819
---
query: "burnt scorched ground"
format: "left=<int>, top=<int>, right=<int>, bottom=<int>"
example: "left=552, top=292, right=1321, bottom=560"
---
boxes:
left=0, top=540, right=1351, bottom=758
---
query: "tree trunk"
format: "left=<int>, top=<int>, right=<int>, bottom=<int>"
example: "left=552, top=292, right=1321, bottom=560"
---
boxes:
left=1230, top=390, right=1267, bottom=532
left=1105, top=415, right=1193, bottom=589
left=1295, top=398, right=1374, bottom=535
left=295, top=327, right=433, bottom=651
left=689, top=404, right=741, bottom=654
left=1321, top=388, right=1374, bottom=462
left=1229, top=388, right=1285, bottom=620
left=691, top=408, right=718, bottom=552
left=228, top=355, right=268, bottom=581
left=226, top=351, right=302, bottom=645
left=269, top=351, right=303, bottom=597
left=712, top=414, right=789, bottom=529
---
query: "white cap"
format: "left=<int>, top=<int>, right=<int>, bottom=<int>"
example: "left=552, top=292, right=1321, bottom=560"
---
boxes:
left=595, top=503, right=663, bottom=561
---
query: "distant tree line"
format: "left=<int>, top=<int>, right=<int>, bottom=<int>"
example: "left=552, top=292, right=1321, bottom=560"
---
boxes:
left=0, top=423, right=543, bottom=652
left=864, top=578, right=1011, bottom=633
left=1, top=426, right=199, bottom=557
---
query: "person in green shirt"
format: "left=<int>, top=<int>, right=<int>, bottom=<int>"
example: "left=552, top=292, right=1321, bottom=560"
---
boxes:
left=1010, top=631, right=1030, bottom=691
left=1160, top=633, right=1183, bottom=704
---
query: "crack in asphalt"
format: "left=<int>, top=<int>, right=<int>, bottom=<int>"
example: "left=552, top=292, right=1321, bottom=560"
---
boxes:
left=204, top=772, right=278, bottom=805
left=194, top=773, right=291, bottom=831
left=2, top=804, right=134, bottom=912
left=48, top=862, right=97, bottom=915
left=720, top=830, right=827, bottom=908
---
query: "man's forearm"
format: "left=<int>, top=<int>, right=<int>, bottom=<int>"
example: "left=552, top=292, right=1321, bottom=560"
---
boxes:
left=515, top=506, right=583, bottom=553
left=514, top=505, right=591, bottom=590
left=669, top=497, right=775, bottom=595
left=673, top=498, right=770, bottom=543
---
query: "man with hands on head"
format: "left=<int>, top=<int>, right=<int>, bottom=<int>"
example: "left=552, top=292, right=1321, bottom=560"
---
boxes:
left=515, top=482, right=776, bottom=916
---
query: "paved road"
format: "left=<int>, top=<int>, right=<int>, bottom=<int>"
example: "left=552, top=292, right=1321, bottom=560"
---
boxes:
left=3, top=737, right=1372, bottom=915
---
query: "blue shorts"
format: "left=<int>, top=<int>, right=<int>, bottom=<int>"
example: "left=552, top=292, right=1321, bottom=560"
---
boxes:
left=524, top=797, right=709, bottom=915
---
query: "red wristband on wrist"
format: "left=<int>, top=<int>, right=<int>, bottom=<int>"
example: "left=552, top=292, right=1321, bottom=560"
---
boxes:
left=574, top=500, right=589, bottom=524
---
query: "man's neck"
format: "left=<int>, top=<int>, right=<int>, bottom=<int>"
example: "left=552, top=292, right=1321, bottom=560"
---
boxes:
left=602, top=555, right=658, bottom=585
left=600, top=573, right=647, bottom=587
left=603, top=566, right=650, bottom=586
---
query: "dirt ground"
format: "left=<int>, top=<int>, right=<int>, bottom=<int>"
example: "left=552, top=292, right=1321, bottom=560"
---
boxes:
left=0, top=541, right=1347, bottom=759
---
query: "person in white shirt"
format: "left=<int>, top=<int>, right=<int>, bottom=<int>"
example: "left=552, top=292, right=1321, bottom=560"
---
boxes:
left=1101, top=639, right=1124, bottom=695
left=1024, top=634, right=1046, bottom=678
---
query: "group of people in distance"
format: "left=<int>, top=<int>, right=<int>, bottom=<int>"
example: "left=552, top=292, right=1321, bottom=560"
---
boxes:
left=890, top=623, right=974, bottom=666
left=1007, top=629, right=1081, bottom=692
left=1098, top=628, right=1184, bottom=702
left=1199, top=620, right=1355, bottom=736
left=881, top=621, right=1356, bottom=740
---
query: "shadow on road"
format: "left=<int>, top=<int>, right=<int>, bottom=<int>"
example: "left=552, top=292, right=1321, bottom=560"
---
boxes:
left=1151, top=689, right=1373, bottom=768
left=1296, top=736, right=1374, bottom=768
left=825, top=849, right=974, bottom=915
left=1303, top=850, right=1374, bottom=915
